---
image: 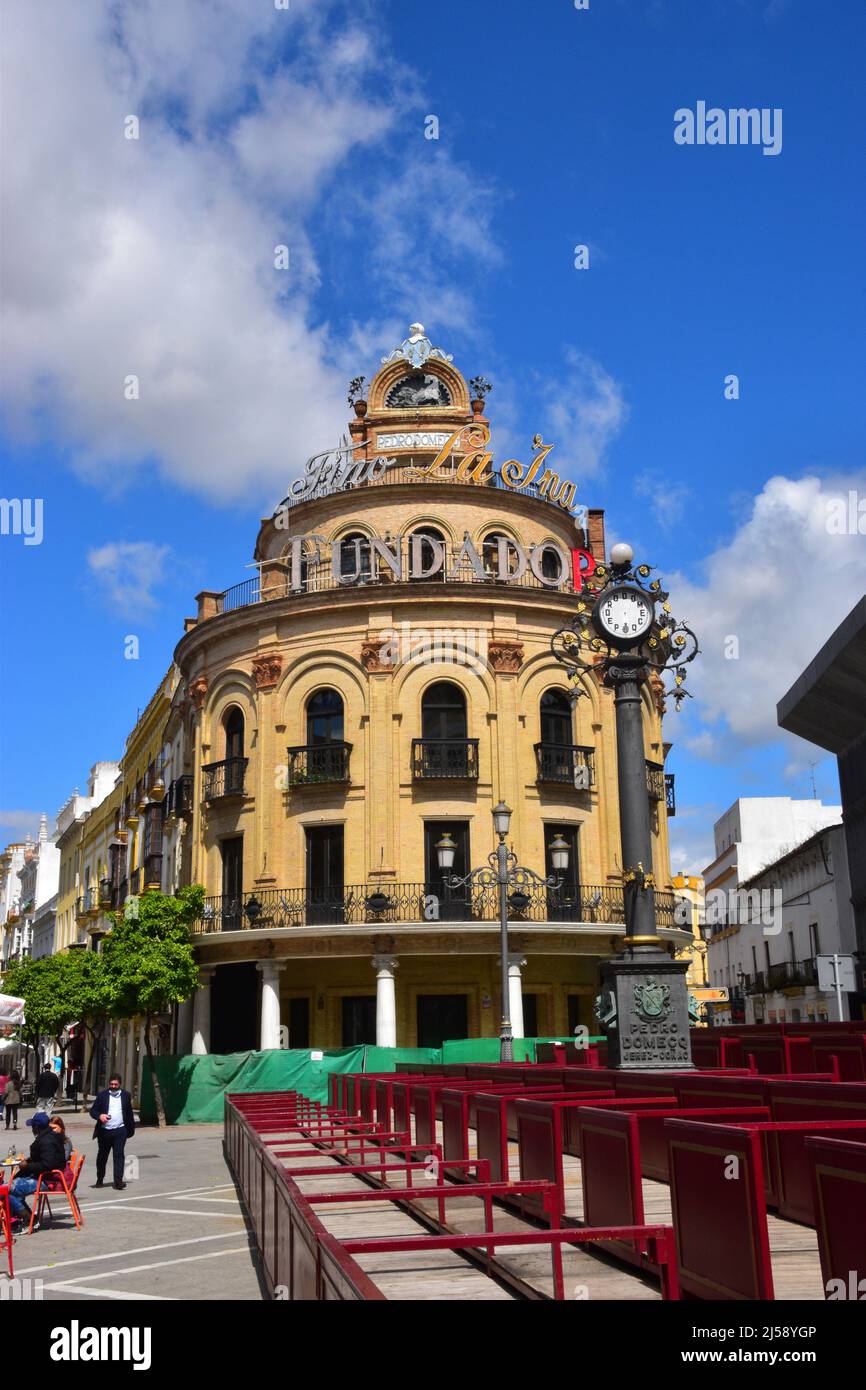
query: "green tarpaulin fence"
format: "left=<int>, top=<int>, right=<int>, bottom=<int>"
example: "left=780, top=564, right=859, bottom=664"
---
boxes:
left=139, top=1037, right=601, bottom=1124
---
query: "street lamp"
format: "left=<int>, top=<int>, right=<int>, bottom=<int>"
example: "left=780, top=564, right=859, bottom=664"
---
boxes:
left=551, top=542, right=699, bottom=1071
left=437, top=805, right=569, bottom=1061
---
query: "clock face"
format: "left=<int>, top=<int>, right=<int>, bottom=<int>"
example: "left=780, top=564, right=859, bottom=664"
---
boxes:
left=594, top=586, right=654, bottom=647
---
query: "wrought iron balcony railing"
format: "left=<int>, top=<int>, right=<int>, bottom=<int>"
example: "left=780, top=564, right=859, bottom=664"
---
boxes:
left=534, top=742, right=595, bottom=788
left=166, top=775, right=194, bottom=819
left=766, top=959, right=820, bottom=990
left=286, top=743, right=352, bottom=787
left=646, top=761, right=666, bottom=801
left=202, top=757, right=248, bottom=801
left=193, top=881, right=677, bottom=934
left=411, top=738, right=479, bottom=780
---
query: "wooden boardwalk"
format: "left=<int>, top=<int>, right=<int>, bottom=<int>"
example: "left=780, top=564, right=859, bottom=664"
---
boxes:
left=279, top=1117, right=825, bottom=1301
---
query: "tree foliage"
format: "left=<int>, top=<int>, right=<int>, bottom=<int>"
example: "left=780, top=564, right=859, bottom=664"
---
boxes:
left=101, top=885, right=203, bottom=1125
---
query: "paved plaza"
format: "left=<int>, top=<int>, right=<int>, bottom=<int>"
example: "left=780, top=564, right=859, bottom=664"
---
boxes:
left=6, top=1105, right=262, bottom=1301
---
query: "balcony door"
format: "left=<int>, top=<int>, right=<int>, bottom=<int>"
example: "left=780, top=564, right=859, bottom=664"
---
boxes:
left=221, top=837, right=243, bottom=932
left=545, top=824, right=580, bottom=921
left=424, top=821, right=470, bottom=922
left=540, top=689, right=572, bottom=745
left=305, top=825, right=344, bottom=924
left=422, top=681, right=467, bottom=740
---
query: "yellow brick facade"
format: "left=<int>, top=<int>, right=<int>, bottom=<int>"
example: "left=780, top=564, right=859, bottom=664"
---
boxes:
left=166, top=335, right=688, bottom=1051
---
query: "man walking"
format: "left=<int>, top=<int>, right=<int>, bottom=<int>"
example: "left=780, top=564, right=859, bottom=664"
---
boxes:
left=89, top=1072, right=136, bottom=1190
left=34, top=1062, right=60, bottom=1116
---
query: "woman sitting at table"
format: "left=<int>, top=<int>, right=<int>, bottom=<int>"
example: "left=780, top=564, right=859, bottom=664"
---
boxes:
left=7, top=1111, right=65, bottom=1232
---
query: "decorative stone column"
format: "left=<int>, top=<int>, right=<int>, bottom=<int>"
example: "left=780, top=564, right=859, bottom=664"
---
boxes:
left=506, top=954, right=527, bottom=1038
left=257, top=961, right=285, bottom=1051
left=191, top=966, right=215, bottom=1055
left=372, top=955, right=399, bottom=1048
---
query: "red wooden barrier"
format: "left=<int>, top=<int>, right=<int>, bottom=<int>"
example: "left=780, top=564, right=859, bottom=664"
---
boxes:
left=514, top=1094, right=675, bottom=1218
left=689, top=1034, right=745, bottom=1069
left=809, top=1032, right=866, bottom=1081
left=578, top=1106, right=768, bottom=1270
left=806, top=1136, right=866, bottom=1298
left=666, top=1118, right=774, bottom=1300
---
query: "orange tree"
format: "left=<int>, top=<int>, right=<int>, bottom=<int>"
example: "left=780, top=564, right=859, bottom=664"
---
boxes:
left=101, top=885, right=202, bottom=1126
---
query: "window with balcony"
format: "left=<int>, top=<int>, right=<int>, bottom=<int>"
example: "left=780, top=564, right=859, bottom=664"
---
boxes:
left=413, top=682, right=477, bottom=778
left=305, top=826, right=344, bottom=925
left=287, top=689, right=351, bottom=785
left=203, top=708, right=247, bottom=799
left=143, top=803, right=163, bottom=890
left=424, top=820, right=470, bottom=921
left=535, top=690, right=594, bottom=788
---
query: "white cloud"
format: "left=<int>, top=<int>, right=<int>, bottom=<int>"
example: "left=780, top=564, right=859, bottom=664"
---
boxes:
left=671, top=472, right=866, bottom=751
left=0, top=810, right=43, bottom=845
left=0, top=1, right=501, bottom=508
left=87, top=541, right=170, bottom=615
left=537, top=350, right=629, bottom=479
left=635, top=471, right=692, bottom=531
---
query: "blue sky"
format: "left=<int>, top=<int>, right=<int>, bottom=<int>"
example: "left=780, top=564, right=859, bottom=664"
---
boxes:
left=2, top=0, right=865, bottom=871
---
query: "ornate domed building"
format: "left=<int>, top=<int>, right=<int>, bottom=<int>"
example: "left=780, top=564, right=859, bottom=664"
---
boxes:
left=173, top=325, right=684, bottom=1054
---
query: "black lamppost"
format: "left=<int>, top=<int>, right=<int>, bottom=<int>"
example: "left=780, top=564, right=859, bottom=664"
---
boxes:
left=436, top=805, right=569, bottom=1061
left=552, top=542, right=699, bottom=1070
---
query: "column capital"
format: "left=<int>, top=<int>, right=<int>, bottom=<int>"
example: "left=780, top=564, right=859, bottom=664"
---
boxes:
left=371, top=954, right=399, bottom=974
left=198, top=966, right=216, bottom=984
left=256, top=960, right=285, bottom=980
left=504, top=953, right=527, bottom=972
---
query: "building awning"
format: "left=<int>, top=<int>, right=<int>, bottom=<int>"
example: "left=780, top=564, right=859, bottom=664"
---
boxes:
left=777, top=597, right=866, bottom=753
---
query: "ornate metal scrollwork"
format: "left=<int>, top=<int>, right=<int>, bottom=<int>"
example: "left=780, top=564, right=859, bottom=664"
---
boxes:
left=551, top=557, right=699, bottom=710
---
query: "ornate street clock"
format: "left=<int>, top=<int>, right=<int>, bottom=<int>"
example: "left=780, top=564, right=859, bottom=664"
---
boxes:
left=593, top=583, right=655, bottom=648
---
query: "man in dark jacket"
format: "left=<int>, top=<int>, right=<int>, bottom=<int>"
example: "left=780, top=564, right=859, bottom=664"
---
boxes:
left=8, top=1111, right=66, bottom=1227
left=89, top=1072, right=136, bottom=1190
left=34, top=1062, right=60, bottom=1116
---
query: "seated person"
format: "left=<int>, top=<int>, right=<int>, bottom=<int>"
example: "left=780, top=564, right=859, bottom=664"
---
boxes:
left=7, top=1111, right=65, bottom=1231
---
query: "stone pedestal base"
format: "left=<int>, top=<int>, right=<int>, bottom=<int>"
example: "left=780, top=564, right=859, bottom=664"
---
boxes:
left=598, top=948, right=694, bottom=1070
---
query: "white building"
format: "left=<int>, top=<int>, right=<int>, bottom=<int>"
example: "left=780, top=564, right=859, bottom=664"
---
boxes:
left=703, top=797, right=844, bottom=1024
left=14, top=814, right=61, bottom=965
left=705, top=797, right=843, bottom=894
left=31, top=892, right=59, bottom=960
left=0, top=841, right=27, bottom=968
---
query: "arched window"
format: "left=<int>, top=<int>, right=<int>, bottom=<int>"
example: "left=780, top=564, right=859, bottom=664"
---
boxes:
left=541, top=544, right=563, bottom=582
left=339, top=532, right=372, bottom=583
left=422, top=682, right=467, bottom=741
left=306, top=689, right=344, bottom=745
left=540, top=689, right=572, bottom=746
left=224, top=707, right=245, bottom=760
left=481, top=532, right=506, bottom=579
left=407, top=527, right=446, bottom=581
